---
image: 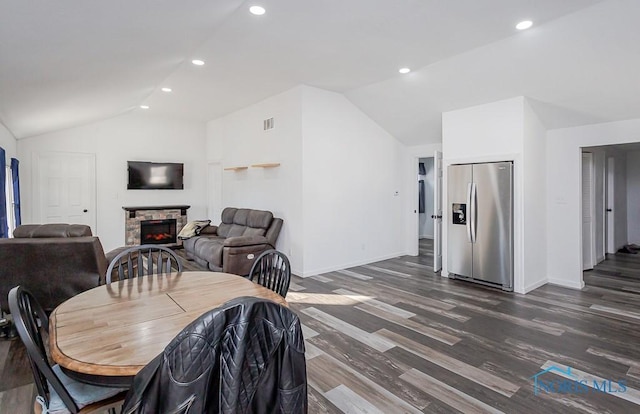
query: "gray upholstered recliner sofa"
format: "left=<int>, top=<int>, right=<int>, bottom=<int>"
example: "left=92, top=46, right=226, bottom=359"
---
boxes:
left=0, top=224, right=109, bottom=314
left=182, top=208, right=283, bottom=276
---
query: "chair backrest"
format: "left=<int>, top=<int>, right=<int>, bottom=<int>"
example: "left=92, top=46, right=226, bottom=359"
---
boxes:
left=121, top=297, right=307, bottom=413
left=248, top=249, right=291, bottom=297
left=8, top=286, right=80, bottom=413
left=106, top=245, right=183, bottom=284
left=0, top=236, right=107, bottom=314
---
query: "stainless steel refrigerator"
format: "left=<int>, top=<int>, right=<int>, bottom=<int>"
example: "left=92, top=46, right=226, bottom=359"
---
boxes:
left=447, top=161, right=513, bottom=291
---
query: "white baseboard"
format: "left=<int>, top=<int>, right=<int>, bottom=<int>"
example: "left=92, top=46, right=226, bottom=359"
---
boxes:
left=299, top=251, right=406, bottom=278
left=523, top=278, right=548, bottom=294
left=547, top=277, right=585, bottom=290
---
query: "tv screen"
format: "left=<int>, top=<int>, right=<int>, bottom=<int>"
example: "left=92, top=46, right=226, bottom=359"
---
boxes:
left=127, top=161, right=184, bottom=190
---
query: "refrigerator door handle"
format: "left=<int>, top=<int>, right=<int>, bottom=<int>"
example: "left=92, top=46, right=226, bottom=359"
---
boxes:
left=466, top=183, right=473, bottom=243
left=470, top=182, right=477, bottom=243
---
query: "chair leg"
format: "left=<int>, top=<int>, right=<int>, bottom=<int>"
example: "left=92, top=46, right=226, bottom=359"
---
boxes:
left=0, top=312, right=17, bottom=340
left=0, top=315, right=7, bottom=339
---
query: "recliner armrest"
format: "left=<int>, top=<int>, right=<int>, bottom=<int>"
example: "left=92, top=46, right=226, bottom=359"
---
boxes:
left=224, top=235, right=270, bottom=248
left=198, top=225, right=218, bottom=235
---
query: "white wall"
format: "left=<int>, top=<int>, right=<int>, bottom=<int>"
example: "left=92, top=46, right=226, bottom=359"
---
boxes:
left=547, top=118, right=640, bottom=290
left=301, top=86, right=407, bottom=276
left=206, top=85, right=409, bottom=277
left=443, top=98, right=524, bottom=158
left=206, top=87, right=303, bottom=273
left=442, top=96, right=546, bottom=294
left=0, top=122, right=17, bottom=160
left=627, top=151, right=640, bottom=244
left=17, top=112, right=207, bottom=251
left=522, top=99, right=547, bottom=291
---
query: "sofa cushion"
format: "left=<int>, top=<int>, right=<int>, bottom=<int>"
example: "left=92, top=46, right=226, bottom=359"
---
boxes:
left=217, top=208, right=237, bottom=237
left=243, top=227, right=266, bottom=237
left=221, top=208, right=238, bottom=224
left=181, top=236, right=197, bottom=254
left=193, top=237, right=225, bottom=268
left=233, top=209, right=250, bottom=225
left=226, top=224, right=246, bottom=237
left=218, top=208, right=273, bottom=238
left=217, top=223, right=231, bottom=237
left=247, top=210, right=273, bottom=229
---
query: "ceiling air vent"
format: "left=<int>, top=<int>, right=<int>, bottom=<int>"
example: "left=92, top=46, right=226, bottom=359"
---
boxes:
left=263, top=117, right=274, bottom=131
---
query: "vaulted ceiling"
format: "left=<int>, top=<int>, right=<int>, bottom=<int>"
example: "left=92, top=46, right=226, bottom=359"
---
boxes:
left=2, top=0, right=637, bottom=145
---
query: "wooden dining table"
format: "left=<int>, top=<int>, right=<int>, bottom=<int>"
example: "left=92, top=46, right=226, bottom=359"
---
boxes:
left=49, top=271, right=288, bottom=387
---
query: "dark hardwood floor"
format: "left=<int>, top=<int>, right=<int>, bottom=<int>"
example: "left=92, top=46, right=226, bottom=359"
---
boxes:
left=584, top=250, right=640, bottom=294
left=2, top=242, right=640, bottom=413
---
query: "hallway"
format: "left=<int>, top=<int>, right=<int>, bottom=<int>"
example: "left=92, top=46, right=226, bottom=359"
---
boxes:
left=584, top=251, right=640, bottom=294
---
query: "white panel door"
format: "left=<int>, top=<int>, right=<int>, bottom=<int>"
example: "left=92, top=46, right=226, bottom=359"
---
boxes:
left=34, top=152, right=96, bottom=231
left=582, top=152, right=595, bottom=270
left=433, top=151, right=443, bottom=272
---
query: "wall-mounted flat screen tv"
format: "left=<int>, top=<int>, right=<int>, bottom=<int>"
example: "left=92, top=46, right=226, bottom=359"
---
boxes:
left=127, top=161, right=184, bottom=190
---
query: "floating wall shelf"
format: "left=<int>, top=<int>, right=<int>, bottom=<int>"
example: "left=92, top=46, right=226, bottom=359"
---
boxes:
left=251, top=163, right=280, bottom=168
left=223, top=166, right=248, bottom=171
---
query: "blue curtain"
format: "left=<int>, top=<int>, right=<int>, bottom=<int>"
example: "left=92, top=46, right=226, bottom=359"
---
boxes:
left=0, top=147, right=8, bottom=238
left=11, top=158, right=21, bottom=226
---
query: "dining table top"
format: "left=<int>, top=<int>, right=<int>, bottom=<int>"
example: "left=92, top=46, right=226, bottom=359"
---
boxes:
left=49, top=271, right=288, bottom=382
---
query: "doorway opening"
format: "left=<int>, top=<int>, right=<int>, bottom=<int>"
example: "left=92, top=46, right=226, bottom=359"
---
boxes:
left=415, top=151, right=442, bottom=273
left=418, top=157, right=435, bottom=242
left=581, top=142, right=640, bottom=290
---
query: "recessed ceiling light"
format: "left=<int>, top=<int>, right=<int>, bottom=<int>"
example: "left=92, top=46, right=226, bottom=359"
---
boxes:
left=140, top=105, right=149, bottom=109
left=249, top=6, right=266, bottom=15
left=191, top=59, right=205, bottom=66
left=161, top=87, right=172, bottom=93
left=516, top=20, right=533, bottom=30
left=399, top=67, right=411, bottom=74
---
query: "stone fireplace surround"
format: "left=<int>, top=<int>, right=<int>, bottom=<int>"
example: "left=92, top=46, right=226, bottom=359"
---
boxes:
left=123, top=205, right=190, bottom=246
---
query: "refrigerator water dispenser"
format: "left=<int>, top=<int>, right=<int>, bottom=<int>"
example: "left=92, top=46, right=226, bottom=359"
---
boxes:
left=452, top=203, right=466, bottom=225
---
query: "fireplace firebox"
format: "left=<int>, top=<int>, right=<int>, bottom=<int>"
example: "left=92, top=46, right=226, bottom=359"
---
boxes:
left=140, top=219, right=177, bottom=245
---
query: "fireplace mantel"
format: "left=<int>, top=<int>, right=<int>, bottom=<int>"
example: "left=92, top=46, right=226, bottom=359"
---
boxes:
left=122, top=205, right=190, bottom=218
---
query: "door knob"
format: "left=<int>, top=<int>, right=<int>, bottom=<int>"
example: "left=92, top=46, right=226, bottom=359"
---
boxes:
left=83, top=209, right=88, bottom=213
left=606, top=208, right=612, bottom=212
